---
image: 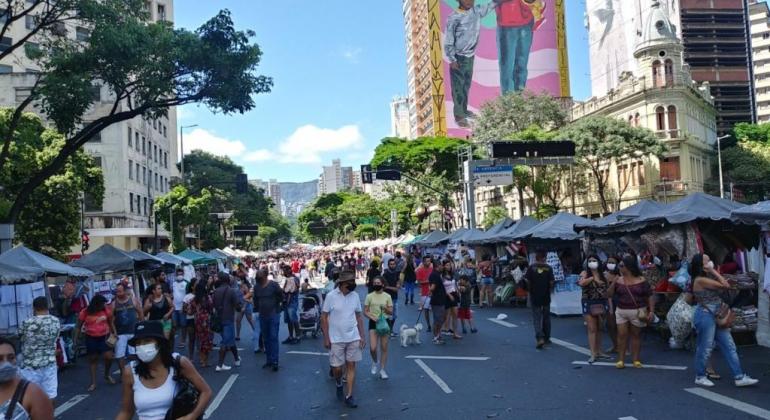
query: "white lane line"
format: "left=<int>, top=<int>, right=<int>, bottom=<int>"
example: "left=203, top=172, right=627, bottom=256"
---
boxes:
left=54, top=394, right=89, bottom=417
left=414, top=359, right=452, bottom=394
left=405, top=355, right=489, bottom=361
left=487, top=318, right=517, bottom=328
left=619, top=417, right=639, bottom=420
left=286, top=351, right=329, bottom=356
left=684, top=388, right=770, bottom=419
left=549, top=337, right=592, bottom=356
left=572, top=361, right=687, bottom=371
left=203, top=374, right=239, bottom=420
left=212, top=347, right=245, bottom=351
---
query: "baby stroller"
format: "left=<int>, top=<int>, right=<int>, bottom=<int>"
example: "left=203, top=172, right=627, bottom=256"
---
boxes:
left=298, top=290, right=323, bottom=338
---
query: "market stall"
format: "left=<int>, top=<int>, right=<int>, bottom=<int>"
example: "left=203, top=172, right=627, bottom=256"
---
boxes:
left=412, top=230, right=450, bottom=258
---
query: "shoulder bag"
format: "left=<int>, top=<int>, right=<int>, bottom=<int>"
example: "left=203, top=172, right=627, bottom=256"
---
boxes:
left=165, top=355, right=202, bottom=420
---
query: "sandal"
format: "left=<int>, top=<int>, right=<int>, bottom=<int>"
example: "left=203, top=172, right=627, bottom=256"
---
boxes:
left=105, top=375, right=116, bottom=385
left=87, top=384, right=96, bottom=392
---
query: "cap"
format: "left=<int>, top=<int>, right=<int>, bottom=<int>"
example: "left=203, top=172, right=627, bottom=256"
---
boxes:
left=128, top=321, right=168, bottom=347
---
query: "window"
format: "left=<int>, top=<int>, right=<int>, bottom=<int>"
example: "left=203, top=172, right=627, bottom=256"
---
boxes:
left=0, top=64, right=11, bottom=74
left=652, top=60, right=661, bottom=87
left=148, top=141, right=152, bottom=159
left=660, top=157, right=680, bottom=181
left=159, top=176, right=163, bottom=192
left=142, top=137, right=146, bottom=155
left=154, top=145, right=158, bottom=162
left=163, top=125, right=167, bottom=137
left=52, top=22, right=66, bottom=37
left=90, top=85, right=101, bottom=102
left=636, top=161, right=646, bottom=185
left=664, top=59, right=674, bottom=87
left=157, top=4, right=167, bottom=21
left=142, top=166, right=146, bottom=184
left=148, top=170, right=152, bottom=187
left=14, top=88, right=32, bottom=103
left=656, top=106, right=666, bottom=131
left=128, top=159, right=133, bottom=180
left=154, top=173, right=158, bottom=190
left=136, top=195, right=141, bottom=214
left=0, top=37, right=12, bottom=52
left=130, top=193, right=134, bottom=213
left=84, top=157, right=102, bottom=211
left=152, top=119, right=157, bottom=130
left=634, top=113, right=640, bottom=127
left=127, top=127, right=132, bottom=146
left=164, top=152, right=168, bottom=168
left=143, top=197, right=147, bottom=215
left=135, top=163, right=140, bottom=183
left=25, top=15, right=34, bottom=30
left=135, top=133, right=140, bottom=151
left=75, top=27, right=90, bottom=42
left=88, top=129, right=101, bottom=143
left=667, top=105, right=678, bottom=131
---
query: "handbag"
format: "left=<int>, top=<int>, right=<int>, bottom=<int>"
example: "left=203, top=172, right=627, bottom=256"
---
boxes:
left=165, top=355, right=201, bottom=420
left=589, top=303, right=606, bottom=316
left=699, top=301, right=736, bottom=329
left=623, top=282, right=649, bottom=326
left=375, top=313, right=390, bottom=336
left=106, top=334, right=118, bottom=348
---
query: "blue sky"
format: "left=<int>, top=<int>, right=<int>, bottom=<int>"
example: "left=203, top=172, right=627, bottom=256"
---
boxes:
left=174, top=0, right=591, bottom=183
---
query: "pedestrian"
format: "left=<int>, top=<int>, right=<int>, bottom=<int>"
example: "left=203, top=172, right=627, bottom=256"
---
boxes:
left=458, top=257, right=477, bottom=305
left=402, top=254, right=417, bottom=305
left=604, top=255, right=621, bottom=354
left=252, top=269, right=283, bottom=371
left=190, top=282, right=213, bottom=368
left=610, top=254, right=654, bottom=369
left=321, top=270, right=366, bottom=408
left=429, top=261, right=449, bottom=345
left=0, top=337, right=54, bottom=419
left=74, top=294, right=117, bottom=392
left=143, top=283, right=173, bottom=340
left=149, top=270, right=171, bottom=298
left=115, top=321, right=212, bottom=420
left=112, top=283, right=143, bottom=374
left=416, top=256, right=434, bottom=332
left=280, top=266, right=301, bottom=345
left=212, top=272, right=242, bottom=371
left=171, top=268, right=189, bottom=349
left=523, top=249, right=554, bottom=349
left=690, top=254, right=758, bottom=387
left=442, top=260, right=462, bottom=339
left=478, top=254, right=494, bottom=307
left=365, top=261, right=380, bottom=293
left=19, top=297, right=60, bottom=400
left=457, top=275, right=477, bottom=334
left=324, top=257, right=336, bottom=282
left=235, top=279, right=256, bottom=342
left=364, top=276, right=393, bottom=380
left=578, top=255, right=612, bottom=363
left=382, top=258, right=401, bottom=334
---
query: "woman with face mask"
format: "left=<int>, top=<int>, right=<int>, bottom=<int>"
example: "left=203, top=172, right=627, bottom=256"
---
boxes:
left=364, top=276, right=393, bottom=380
left=604, top=256, right=621, bottom=354
left=116, top=321, right=212, bottom=420
left=608, top=254, right=654, bottom=369
left=690, top=254, right=758, bottom=388
left=0, top=337, right=53, bottom=419
left=578, top=255, right=610, bottom=363
left=74, top=294, right=117, bottom=392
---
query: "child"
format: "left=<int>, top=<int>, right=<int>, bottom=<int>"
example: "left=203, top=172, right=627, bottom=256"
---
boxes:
left=458, top=275, right=477, bottom=334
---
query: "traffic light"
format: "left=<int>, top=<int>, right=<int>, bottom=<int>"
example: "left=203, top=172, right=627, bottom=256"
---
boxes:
left=488, top=140, right=575, bottom=159
left=361, top=164, right=373, bottom=184
left=375, top=165, right=402, bottom=181
left=235, top=173, right=248, bottom=194
left=81, top=230, right=90, bottom=252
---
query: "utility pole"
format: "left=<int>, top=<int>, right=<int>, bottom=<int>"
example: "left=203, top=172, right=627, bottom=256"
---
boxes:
left=716, top=134, right=730, bottom=199
left=179, top=124, right=198, bottom=180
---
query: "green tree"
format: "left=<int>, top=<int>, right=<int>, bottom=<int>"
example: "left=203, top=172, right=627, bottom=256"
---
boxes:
left=481, top=206, right=508, bottom=229
left=154, top=185, right=214, bottom=252
left=473, top=92, right=569, bottom=143
left=718, top=123, right=770, bottom=202
left=0, top=110, right=103, bottom=258
left=370, top=136, right=470, bottom=183
left=0, top=6, right=272, bottom=225
left=560, top=116, right=665, bottom=214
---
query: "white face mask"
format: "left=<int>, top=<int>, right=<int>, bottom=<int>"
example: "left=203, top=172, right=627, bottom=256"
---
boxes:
left=135, top=343, right=159, bottom=363
left=705, top=261, right=715, bottom=270
left=588, top=261, right=599, bottom=270
left=606, top=263, right=617, bottom=271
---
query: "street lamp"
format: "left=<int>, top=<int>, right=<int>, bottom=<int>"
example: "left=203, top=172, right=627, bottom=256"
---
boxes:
left=716, top=134, right=730, bottom=199
left=179, top=124, right=198, bottom=179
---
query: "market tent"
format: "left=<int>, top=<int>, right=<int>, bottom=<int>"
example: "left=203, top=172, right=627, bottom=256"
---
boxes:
left=446, top=228, right=469, bottom=243
left=177, top=249, right=218, bottom=265
left=493, top=216, right=541, bottom=242
left=208, top=249, right=230, bottom=261
left=456, top=228, right=485, bottom=243
left=466, top=217, right=515, bottom=245
left=413, top=230, right=449, bottom=247
left=0, top=245, right=93, bottom=277
left=576, top=200, right=666, bottom=233
left=71, top=244, right=136, bottom=274
left=731, top=200, right=770, bottom=229
left=402, top=233, right=424, bottom=246
left=156, top=252, right=192, bottom=266
left=514, top=212, right=593, bottom=241
left=127, top=250, right=168, bottom=271
left=0, top=261, right=42, bottom=284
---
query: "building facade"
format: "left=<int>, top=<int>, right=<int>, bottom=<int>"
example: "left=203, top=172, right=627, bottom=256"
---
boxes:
left=750, top=0, right=770, bottom=122
left=586, top=0, right=754, bottom=135
left=390, top=95, right=412, bottom=138
left=317, top=158, right=357, bottom=194
left=402, top=0, right=435, bottom=137
left=0, top=1, right=177, bottom=255
left=267, top=179, right=281, bottom=209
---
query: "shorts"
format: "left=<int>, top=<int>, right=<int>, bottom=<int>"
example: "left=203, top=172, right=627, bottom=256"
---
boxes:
left=173, top=310, right=187, bottom=328
left=85, top=335, right=111, bottom=355
left=161, top=319, right=172, bottom=333
left=458, top=308, right=472, bottom=320
left=481, top=277, right=494, bottom=286
left=431, top=305, right=446, bottom=327
left=581, top=299, right=609, bottom=316
left=329, top=341, right=362, bottom=367
left=284, top=304, right=299, bottom=323
left=420, top=296, right=431, bottom=309
left=20, top=365, right=57, bottom=399
left=368, top=320, right=377, bottom=331
left=445, top=292, right=459, bottom=309
left=114, top=334, right=135, bottom=359
left=220, top=321, right=236, bottom=347
left=615, top=308, right=648, bottom=328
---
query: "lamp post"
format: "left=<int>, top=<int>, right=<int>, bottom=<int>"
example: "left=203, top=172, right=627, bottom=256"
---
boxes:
left=179, top=124, right=198, bottom=179
left=716, top=134, right=730, bottom=199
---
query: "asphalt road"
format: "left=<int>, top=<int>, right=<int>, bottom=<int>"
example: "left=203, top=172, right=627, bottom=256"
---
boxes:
left=53, top=295, right=770, bottom=420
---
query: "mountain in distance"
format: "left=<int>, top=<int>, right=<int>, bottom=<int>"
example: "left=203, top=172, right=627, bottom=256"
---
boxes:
left=280, top=180, right=318, bottom=207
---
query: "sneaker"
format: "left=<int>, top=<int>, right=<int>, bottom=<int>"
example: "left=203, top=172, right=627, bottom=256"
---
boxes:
left=588, top=356, right=596, bottom=364
left=234, top=358, right=241, bottom=367
left=735, top=375, right=759, bottom=387
left=462, top=328, right=468, bottom=334
left=390, top=332, right=398, bottom=338
left=432, top=337, right=445, bottom=345
left=272, top=363, right=279, bottom=372
left=344, top=395, right=358, bottom=408
left=442, top=330, right=452, bottom=337
left=695, top=376, right=715, bottom=387
left=471, top=328, right=478, bottom=334
left=371, top=364, right=378, bottom=375
left=379, top=369, right=389, bottom=380
left=254, top=348, right=264, bottom=354
left=335, top=383, right=344, bottom=401
left=544, top=339, right=552, bottom=345
left=216, top=365, right=231, bottom=372
left=281, top=338, right=293, bottom=345
left=536, top=339, right=545, bottom=349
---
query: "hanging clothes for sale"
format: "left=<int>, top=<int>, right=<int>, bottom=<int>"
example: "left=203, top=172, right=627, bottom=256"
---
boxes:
left=0, top=281, right=46, bottom=333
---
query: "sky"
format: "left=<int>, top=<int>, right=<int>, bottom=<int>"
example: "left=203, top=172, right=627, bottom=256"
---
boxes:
left=174, top=0, right=591, bottom=183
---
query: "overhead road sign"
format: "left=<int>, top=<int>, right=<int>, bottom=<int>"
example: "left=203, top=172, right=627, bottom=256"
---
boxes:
left=473, top=165, right=514, bottom=187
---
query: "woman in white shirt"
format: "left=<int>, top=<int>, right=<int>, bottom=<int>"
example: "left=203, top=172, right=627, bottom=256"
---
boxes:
left=116, top=321, right=212, bottom=420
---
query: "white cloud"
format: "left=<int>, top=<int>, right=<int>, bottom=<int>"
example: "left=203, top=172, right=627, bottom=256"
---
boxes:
left=275, top=125, right=364, bottom=163
left=176, top=105, right=196, bottom=122
left=183, top=128, right=246, bottom=157
left=244, top=149, right=275, bottom=162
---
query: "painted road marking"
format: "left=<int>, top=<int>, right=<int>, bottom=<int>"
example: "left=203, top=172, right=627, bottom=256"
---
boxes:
left=487, top=318, right=517, bottom=328
left=619, top=417, right=639, bottom=420
left=286, top=351, right=329, bottom=356
left=405, top=355, right=489, bottom=361
left=212, top=346, right=245, bottom=351
left=684, top=388, right=770, bottom=419
left=572, top=361, right=687, bottom=371
left=414, top=359, right=452, bottom=394
left=203, top=374, right=239, bottom=420
left=54, top=394, right=89, bottom=417
left=549, top=337, right=592, bottom=356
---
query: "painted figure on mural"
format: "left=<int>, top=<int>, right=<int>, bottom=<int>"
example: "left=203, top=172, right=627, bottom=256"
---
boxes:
left=496, top=0, right=545, bottom=94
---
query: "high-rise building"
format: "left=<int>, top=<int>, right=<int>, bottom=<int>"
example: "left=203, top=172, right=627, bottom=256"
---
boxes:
left=267, top=179, right=281, bottom=209
left=586, top=0, right=755, bottom=135
left=317, top=158, right=357, bottom=194
left=249, top=178, right=269, bottom=194
left=749, top=0, right=770, bottom=123
left=0, top=1, right=178, bottom=255
left=402, top=0, right=435, bottom=137
left=390, top=95, right=412, bottom=138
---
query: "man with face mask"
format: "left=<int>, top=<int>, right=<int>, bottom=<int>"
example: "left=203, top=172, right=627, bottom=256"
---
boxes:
left=19, top=297, right=60, bottom=400
left=171, top=268, right=189, bottom=349
left=321, top=271, right=365, bottom=408
left=0, top=337, right=53, bottom=418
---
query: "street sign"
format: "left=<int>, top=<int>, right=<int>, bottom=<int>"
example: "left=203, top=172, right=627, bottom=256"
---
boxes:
left=472, top=165, right=514, bottom=187
left=359, top=217, right=379, bottom=225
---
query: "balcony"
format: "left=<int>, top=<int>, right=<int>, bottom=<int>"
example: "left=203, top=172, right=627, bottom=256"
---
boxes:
left=655, top=129, right=682, bottom=140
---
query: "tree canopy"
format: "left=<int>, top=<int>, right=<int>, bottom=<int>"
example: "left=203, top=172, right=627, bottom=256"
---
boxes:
left=473, top=92, right=569, bottom=142
left=719, top=122, right=770, bottom=202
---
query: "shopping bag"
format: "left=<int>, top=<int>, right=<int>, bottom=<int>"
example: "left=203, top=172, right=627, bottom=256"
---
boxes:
left=669, top=261, right=690, bottom=289
left=375, top=314, right=390, bottom=336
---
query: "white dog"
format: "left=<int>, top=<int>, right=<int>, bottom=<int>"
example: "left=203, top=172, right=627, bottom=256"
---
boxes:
left=399, top=323, right=423, bottom=347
